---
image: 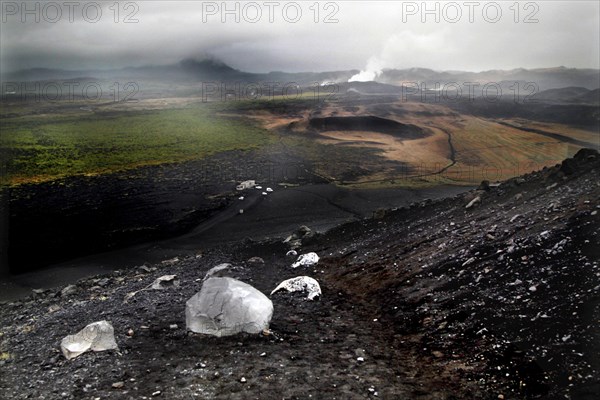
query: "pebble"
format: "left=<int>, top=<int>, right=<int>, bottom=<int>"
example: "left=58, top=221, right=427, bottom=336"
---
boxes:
left=112, top=382, right=125, bottom=389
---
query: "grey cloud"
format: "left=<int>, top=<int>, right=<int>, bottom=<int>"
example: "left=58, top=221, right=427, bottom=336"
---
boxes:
left=0, top=1, right=598, bottom=73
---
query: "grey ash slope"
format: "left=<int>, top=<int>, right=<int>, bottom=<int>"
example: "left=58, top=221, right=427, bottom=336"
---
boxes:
left=0, top=150, right=598, bottom=399
left=317, top=148, right=600, bottom=399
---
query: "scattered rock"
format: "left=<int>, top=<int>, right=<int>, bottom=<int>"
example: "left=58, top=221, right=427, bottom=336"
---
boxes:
left=60, top=320, right=119, bottom=360
left=204, top=263, right=234, bottom=281
left=186, top=277, right=273, bottom=337
left=477, top=180, right=490, bottom=191
left=372, top=208, right=387, bottom=220
left=283, top=225, right=314, bottom=249
left=138, top=265, right=153, bottom=273
left=465, top=196, right=481, bottom=209
left=150, top=275, right=180, bottom=290
left=161, top=257, right=179, bottom=266
left=48, top=304, right=61, bottom=313
left=97, top=278, right=111, bottom=287
left=32, top=288, right=50, bottom=298
left=462, top=257, right=476, bottom=267
left=297, top=225, right=313, bottom=237
left=60, top=285, right=78, bottom=297
left=271, top=276, right=322, bottom=300
left=291, top=252, right=320, bottom=268
left=286, top=250, right=298, bottom=257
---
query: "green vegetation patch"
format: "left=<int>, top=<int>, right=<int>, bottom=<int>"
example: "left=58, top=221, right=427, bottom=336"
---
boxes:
left=0, top=105, right=273, bottom=185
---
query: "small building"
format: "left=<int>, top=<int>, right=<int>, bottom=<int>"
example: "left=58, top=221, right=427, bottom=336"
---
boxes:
left=236, top=180, right=256, bottom=191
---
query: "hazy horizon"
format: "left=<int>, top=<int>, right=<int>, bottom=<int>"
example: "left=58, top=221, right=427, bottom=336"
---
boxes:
left=4, top=58, right=600, bottom=76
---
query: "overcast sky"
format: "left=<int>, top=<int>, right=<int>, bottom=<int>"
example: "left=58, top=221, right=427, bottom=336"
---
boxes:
left=1, top=1, right=599, bottom=73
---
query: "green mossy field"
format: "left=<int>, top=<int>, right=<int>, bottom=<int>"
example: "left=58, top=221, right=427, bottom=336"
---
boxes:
left=0, top=104, right=274, bottom=185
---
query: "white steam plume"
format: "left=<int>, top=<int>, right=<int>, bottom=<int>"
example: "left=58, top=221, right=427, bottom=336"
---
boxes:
left=348, top=57, right=383, bottom=82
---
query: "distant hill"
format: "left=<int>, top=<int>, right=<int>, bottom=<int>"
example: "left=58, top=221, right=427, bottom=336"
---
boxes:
left=2, top=61, right=599, bottom=92
left=577, top=88, right=600, bottom=104
left=378, top=66, right=600, bottom=92
left=531, top=87, right=591, bottom=103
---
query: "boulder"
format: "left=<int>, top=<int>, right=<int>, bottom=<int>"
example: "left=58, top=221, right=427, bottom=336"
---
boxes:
left=186, top=277, right=273, bottom=337
left=271, top=276, right=322, bottom=300
left=60, top=320, right=119, bottom=360
left=247, top=257, right=265, bottom=265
